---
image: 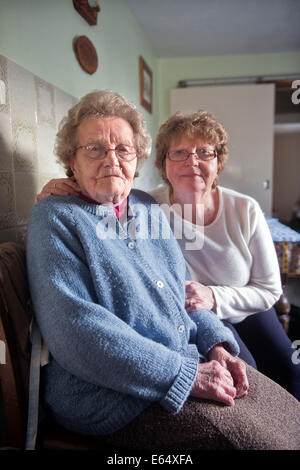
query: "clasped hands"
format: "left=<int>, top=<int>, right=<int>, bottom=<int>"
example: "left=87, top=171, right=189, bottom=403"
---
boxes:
left=190, top=344, right=249, bottom=406
left=185, top=280, right=248, bottom=406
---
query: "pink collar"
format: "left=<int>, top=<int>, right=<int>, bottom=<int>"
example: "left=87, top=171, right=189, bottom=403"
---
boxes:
left=78, top=193, right=128, bottom=220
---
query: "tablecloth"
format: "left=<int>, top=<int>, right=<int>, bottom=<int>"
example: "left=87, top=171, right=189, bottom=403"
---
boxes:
left=266, top=217, right=300, bottom=276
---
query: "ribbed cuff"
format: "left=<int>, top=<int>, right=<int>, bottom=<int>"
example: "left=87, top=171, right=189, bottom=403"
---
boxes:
left=199, top=325, right=240, bottom=357
left=161, top=352, right=199, bottom=414
left=189, top=310, right=240, bottom=358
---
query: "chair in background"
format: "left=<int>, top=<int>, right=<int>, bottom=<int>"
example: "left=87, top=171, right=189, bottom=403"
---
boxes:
left=0, top=241, right=110, bottom=450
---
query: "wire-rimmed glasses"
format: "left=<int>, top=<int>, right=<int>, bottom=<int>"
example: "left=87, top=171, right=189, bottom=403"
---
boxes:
left=167, top=148, right=217, bottom=162
left=74, top=143, right=137, bottom=162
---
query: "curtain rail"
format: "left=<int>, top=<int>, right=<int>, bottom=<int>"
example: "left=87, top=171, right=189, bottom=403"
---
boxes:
left=178, top=74, right=300, bottom=88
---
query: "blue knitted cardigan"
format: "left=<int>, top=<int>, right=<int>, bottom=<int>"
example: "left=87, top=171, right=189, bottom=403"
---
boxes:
left=26, top=189, right=239, bottom=436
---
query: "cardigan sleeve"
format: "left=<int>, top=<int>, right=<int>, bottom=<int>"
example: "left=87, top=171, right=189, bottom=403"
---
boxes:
left=26, top=202, right=198, bottom=414
left=189, top=310, right=240, bottom=357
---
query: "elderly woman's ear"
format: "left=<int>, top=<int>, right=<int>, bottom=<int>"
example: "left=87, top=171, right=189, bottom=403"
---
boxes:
left=68, top=158, right=76, bottom=177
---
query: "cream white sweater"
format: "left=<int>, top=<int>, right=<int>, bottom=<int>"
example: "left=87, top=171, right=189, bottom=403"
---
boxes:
left=149, top=185, right=282, bottom=324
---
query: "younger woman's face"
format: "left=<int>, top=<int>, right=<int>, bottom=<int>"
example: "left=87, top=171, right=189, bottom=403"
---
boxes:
left=165, top=136, right=218, bottom=195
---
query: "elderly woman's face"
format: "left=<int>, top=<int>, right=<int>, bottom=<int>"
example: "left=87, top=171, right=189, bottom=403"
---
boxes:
left=165, top=135, right=218, bottom=195
left=70, top=116, right=137, bottom=204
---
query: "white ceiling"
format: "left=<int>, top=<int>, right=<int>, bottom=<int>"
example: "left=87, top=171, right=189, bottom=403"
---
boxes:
left=123, top=0, right=300, bottom=57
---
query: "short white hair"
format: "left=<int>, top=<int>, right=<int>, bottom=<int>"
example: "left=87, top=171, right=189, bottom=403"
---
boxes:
left=55, top=90, right=152, bottom=176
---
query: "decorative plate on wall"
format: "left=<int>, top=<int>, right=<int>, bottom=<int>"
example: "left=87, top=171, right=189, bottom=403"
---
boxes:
left=74, top=36, right=98, bottom=74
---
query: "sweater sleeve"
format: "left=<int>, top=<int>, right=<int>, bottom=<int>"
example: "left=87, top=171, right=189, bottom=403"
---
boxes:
left=189, top=310, right=240, bottom=357
left=209, top=201, right=282, bottom=323
left=26, top=202, right=198, bottom=414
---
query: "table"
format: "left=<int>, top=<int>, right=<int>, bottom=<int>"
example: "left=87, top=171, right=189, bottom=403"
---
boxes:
left=265, top=217, right=300, bottom=331
left=266, top=217, right=300, bottom=276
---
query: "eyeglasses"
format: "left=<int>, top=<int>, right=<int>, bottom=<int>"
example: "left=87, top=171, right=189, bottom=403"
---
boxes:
left=74, top=143, right=137, bottom=162
left=167, top=148, right=217, bottom=162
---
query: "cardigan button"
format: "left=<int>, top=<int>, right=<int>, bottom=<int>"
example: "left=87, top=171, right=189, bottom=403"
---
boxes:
left=128, top=241, right=135, bottom=249
left=156, top=280, right=164, bottom=288
left=178, top=325, right=185, bottom=334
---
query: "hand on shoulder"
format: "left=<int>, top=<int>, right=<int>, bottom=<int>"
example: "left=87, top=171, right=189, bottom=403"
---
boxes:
left=37, top=177, right=80, bottom=200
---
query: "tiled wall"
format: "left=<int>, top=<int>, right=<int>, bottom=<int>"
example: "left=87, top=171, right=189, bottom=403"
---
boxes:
left=0, top=54, right=161, bottom=246
left=0, top=54, right=78, bottom=245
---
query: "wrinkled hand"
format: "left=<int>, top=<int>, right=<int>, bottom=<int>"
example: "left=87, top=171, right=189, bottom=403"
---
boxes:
left=37, top=177, right=80, bottom=201
left=185, top=280, right=216, bottom=312
left=208, top=344, right=249, bottom=399
left=190, top=360, right=237, bottom=406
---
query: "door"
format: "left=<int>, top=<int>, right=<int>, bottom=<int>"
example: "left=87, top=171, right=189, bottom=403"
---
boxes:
left=170, top=84, right=275, bottom=216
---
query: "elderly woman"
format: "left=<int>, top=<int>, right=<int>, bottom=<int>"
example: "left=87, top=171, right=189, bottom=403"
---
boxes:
left=30, top=91, right=300, bottom=450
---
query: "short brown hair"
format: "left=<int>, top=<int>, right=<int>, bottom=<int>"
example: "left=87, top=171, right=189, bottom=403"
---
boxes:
left=155, top=110, right=229, bottom=189
left=55, top=90, right=152, bottom=176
